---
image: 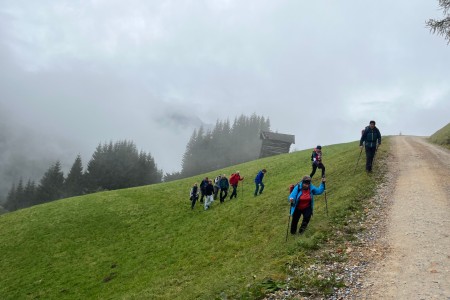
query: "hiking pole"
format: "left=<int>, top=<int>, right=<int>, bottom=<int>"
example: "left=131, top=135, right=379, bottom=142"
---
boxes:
left=323, top=182, right=328, bottom=217
left=285, top=205, right=292, bottom=242
left=354, top=147, right=363, bottom=171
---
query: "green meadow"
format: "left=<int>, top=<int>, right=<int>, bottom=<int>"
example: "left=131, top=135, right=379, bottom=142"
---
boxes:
left=429, top=122, right=450, bottom=149
left=0, top=139, right=389, bottom=299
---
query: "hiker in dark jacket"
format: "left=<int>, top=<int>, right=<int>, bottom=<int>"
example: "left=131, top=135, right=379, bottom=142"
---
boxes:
left=219, top=174, right=229, bottom=203
left=310, top=145, right=325, bottom=179
left=190, top=183, right=199, bottom=209
left=213, top=175, right=221, bottom=200
left=288, top=175, right=326, bottom=234
left=204, top=179, right=215, bottom=210
left=199, top=177, right=209, bottom=203
left=229, top=171, right=244, bottom=200
left=254, top=169, right=267, bottom=196
left=359, top=120, right=381, bottom=172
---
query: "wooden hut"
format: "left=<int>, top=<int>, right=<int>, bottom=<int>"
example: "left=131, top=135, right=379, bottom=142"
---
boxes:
left=259, top=131, right=295, bottom=158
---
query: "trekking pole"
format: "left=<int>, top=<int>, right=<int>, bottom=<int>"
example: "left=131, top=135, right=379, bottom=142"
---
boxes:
left=285, top=205, right=292, bottom=242
left=354, top=147, right=363, bottom=171
left=323, top=182, right=328, bottom=217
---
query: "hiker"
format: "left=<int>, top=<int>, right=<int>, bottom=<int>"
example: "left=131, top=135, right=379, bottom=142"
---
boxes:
left=219, top=174, right=229, bottom=203
left=204, top=179, right=215, bottom=210
left=190, top=183, right=199, bottom=209
left=199, top=177, right=209, bottom=203
left=229, top=171, right=244, bottom=200
left=213, top=175, right=221, bottom=200
left=288, top=175, right=326, bottom=235
left=359, top=120, right=381, bottom=173
left=310, top=145, right=325, bottom=179
left=254, top=169, right=267, bottom=196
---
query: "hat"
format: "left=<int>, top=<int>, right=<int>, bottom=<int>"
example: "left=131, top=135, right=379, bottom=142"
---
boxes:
left=302, top=175, right=311, bottom=181
left=316, top=145, right=322, bottom=149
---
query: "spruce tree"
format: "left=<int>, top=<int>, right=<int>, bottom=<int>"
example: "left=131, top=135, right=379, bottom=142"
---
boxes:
left=36, top=161, right=65, bottom=204
left=65, top=155, right=85, bottom=197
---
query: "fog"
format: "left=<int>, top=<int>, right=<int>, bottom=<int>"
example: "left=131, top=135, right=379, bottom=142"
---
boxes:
left=1, top=0, right=449, bottom=201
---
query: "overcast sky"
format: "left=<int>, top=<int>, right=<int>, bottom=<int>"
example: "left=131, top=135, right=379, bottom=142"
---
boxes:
left=1, top=0, right=449, bottom=174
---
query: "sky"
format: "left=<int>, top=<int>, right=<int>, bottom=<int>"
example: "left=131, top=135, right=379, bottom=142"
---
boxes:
left=1, top=0, right=449, bottom=181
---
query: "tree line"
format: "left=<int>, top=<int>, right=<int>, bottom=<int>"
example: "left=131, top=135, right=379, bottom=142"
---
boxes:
left=165, top=114, right=270, bottom=180
left=4, top=140, right=162, bottom=211
left=4, top=114, right=270, bottom=211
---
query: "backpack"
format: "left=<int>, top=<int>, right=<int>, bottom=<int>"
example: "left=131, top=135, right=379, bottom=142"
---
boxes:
left=289, top=182, right=300, bottom=194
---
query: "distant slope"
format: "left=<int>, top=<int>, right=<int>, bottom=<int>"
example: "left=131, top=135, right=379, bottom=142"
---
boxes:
left=429, top=122, right=450, bottom=149
left=0, top=139, right=390, bottom=299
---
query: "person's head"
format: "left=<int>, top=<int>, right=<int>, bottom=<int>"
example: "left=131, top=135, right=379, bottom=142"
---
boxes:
left=262, top=168, right=267, bottom=173
left=194, top=183, right=197, bottom=186
left=369, top=120, right=376, bottom=128
left=209, top=180, right=213, bottom=184
left=316, top=145, right=322, bottom=151
left=301, top=175, right=311, bottom=189
left=236, top=171, right=240, bottom=174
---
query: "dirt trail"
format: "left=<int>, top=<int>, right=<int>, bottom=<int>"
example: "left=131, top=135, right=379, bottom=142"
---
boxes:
left=357, top=136, right=450, bottom=299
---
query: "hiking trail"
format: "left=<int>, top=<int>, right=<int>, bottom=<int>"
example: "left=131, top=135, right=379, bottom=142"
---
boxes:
left=356, top=135, right=450, bottom=299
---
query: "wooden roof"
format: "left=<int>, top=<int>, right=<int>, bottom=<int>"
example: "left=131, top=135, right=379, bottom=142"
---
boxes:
left=260, top=131, right=295, bottom=144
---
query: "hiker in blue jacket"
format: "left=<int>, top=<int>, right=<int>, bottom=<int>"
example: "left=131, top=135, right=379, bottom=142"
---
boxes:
left=254, top=169, right=267, bottom=196
left=360, top=120, right=381, bottom=173
left=288, top=175, right=326, bottom=234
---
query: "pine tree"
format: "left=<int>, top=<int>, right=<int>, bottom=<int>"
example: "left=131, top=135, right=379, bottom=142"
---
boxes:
left=65, top=155, right=85, bottom=197
left=36, top=161, right=65, bottom=204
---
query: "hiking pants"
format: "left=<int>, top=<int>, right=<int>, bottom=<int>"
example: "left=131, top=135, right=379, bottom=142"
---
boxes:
left=220, top=188, right=228, bottom=202
left=365, top=146, right=377, bottom=171
left=200, top=190, right=206, bottom=203
left=191, top=195, right=198, bottom=209
left=213, top=186, right=220, bottom=200
left=310, top=162, right=325, bottom=178
left=290, top=206, right=312, bottom=234
left=254, top=182, right=264, bottom=196
left=230, top=184, right=238, bottom=199
left=204, top=195, right=214, bottom=210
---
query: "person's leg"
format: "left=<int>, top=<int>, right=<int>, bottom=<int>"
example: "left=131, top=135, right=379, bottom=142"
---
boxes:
left=299, top=206, right=313, bottom=234
left=310, top=163, right=317, bottom=178
left=290, top=208, right=302, bottom=234
left=259, top=182, right=265, bottom=194
left=223, top=188, right=228, bottom=200
left=191, top=196, right=197, bottom=209
left=200, top=191, right=205, bottom=203
left=254, top=183, right=259, bottom=196
left=230, top=185, right=237, bottom=199
left=319, top=163, right=326, bottom=178
left=365, top=147, right=375, bottom=171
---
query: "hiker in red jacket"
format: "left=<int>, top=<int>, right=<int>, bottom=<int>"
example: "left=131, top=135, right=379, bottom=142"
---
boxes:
left=229, top=171, right=244, bottom=200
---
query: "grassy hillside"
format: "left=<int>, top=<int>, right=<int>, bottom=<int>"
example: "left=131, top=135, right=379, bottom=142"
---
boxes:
left=429, top=122, right=450, bottom=149
left=0, top=139, right=390, bottom=299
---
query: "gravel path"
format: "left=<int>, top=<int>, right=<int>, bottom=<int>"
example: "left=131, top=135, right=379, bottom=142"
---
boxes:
left=353, top=136, right=450, bottom=299
left=265, top=136, right=450, bottom=300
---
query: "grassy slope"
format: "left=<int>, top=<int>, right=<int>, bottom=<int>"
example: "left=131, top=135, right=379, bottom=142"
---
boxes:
left=429, top=122, right=450, bottom=149
left=0, top=139, right=389, bottom=299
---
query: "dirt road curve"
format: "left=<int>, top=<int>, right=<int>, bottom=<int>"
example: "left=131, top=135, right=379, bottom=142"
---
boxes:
left=357, top=136, right=450, bottom=299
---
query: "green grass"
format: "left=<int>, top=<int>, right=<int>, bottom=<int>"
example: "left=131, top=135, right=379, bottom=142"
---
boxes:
left=0, top=139, right=390, bottom=299
left=429, top=122, right=450, bottom=149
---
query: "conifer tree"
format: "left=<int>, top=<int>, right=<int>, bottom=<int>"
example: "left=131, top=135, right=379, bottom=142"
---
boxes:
left=65, top=155, right=85, bottom=197
left=36, top=161, right=65, bottom=204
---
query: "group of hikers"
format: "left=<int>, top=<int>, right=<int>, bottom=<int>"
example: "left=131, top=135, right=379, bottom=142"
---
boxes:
left=189, top=171, right=246, bottom=210
left=189, top=120, right=381, bottom=236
